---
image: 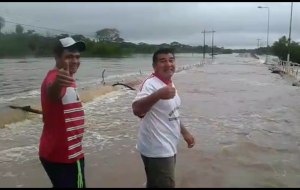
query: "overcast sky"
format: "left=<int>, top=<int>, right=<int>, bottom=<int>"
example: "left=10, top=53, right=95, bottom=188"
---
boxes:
left=0, top=2, right=299, bottom=49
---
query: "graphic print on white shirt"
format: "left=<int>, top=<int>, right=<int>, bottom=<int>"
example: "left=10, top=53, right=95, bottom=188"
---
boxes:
left=168, top=105, right=180, bottom=121
left=133, top=75, right=181, bottom=158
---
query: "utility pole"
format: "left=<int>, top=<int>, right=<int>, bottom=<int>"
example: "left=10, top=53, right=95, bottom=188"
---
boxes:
left=287, top=2, right=294, bottom=72
left=202, top=30, right=206, bottom=60
left=257, top=6, right=270, bottom=64
left=211, top=30, right=216, bottom=59
left=256, top=39, right=261, bottom=48
left=202, top=30, right=212, bottom=60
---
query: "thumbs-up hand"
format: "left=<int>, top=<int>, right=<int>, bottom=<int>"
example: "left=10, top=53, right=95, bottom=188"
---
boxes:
left=62, top=58, right=70, bottom=71
left=156, top=82, right=176, bottom=100
left=56, top=59, right=74, bottom=87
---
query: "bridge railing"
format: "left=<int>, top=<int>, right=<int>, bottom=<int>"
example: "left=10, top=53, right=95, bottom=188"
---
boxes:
left=277, top=60, right=300, bottom=78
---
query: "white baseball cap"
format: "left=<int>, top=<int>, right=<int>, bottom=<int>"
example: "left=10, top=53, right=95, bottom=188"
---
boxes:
left=53, top=37, right=86, bottom=54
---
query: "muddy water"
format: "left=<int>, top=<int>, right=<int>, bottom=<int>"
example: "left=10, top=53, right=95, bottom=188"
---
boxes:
left=0, top=53, right=202, bottom=127
left=0, top=55, right=299, bottom=187
left=176, top=57, right=300, bottom=187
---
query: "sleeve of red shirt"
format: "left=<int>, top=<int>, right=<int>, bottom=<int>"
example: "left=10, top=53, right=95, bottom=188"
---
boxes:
left=45, top=70, right=57, bottom=86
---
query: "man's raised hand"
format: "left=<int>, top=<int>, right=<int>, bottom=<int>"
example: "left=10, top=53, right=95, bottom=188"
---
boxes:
left=156, top=83, right=176, bottom=100
left=56, top=59, right=74, bottom=87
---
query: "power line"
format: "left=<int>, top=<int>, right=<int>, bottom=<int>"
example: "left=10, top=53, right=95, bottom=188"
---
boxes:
left=2, top=19, right=96, bottom=38
left=0, top=10, right=94, bottom=38
left=0, top=8, right=42, bottom=23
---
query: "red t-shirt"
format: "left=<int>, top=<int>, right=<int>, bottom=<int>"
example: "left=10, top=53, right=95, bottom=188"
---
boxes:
left=39, top=69, right=85, bottom=163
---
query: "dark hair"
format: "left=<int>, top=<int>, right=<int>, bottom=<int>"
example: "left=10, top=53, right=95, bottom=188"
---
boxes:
left=152, top=48, right=175, bottom=66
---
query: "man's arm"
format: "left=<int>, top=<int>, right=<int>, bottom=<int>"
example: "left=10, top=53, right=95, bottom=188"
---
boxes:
left=132, top=81, right=160, bottom=117
left=132, top=91, right=160, bottom=117
left=46, top=80, right=65, bottom=102
left=180, top=121, right=190, bottom=135
left=44, top=71, right=65, bottom=102
left=180, top=121, right=195, bottom=148
left=132, top=80, right=175, bottom=117
left=46, top=60, right=73, bottom=102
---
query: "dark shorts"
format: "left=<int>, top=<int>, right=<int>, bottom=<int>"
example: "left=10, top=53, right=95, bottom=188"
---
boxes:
left=141, top=154, right=176, bottom=188
left=40, top=157, right=86, bottom=188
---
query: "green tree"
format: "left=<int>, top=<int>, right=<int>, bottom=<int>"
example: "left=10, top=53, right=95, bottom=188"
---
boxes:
left=26, top=29, right=36, bottom=35
left=95, top=28, right=120, bottom=42
left=271, top=35, right=300, bottom=64
left=15, top=24, right=24, bottom=34
left=272, top=36, right=288, bottom=60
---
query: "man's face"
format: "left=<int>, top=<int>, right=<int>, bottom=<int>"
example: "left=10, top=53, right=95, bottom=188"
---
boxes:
left=59, top=49, right=81, bottom=75
left=153, top=53, right=176, bottom=81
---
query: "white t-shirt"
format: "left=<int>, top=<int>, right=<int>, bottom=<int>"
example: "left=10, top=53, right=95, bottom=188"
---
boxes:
left=133, top=74, right=181, bottom=158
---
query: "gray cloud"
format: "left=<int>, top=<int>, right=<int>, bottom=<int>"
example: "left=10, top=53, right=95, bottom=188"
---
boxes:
left=0, top=2, right=299, bottom=49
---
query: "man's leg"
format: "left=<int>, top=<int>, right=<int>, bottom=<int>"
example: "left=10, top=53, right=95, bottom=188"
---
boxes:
left=40, top=157, right=59, bottom=188
left=40, top=157, right=86, bottom=188
left=141, top=154, right=176, bottom=188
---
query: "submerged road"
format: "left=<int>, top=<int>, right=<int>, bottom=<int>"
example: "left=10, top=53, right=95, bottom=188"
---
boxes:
left=0, top=55, right=299, bottom=187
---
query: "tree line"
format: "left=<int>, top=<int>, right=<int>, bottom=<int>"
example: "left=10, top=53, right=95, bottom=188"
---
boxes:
left=1, top=16, right=299, bottom=62
left=0, top=16, right=235, bottom=58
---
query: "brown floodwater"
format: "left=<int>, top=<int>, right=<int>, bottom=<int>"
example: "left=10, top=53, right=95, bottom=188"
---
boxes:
left=0, top=54, right=299, bottom=187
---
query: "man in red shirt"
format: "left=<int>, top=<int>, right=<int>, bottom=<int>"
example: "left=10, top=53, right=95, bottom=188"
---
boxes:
left=40, top=37, right=86, bottom=188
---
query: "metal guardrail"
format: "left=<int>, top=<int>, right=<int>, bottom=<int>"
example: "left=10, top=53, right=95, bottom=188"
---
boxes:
left=277, top=60, right=300, bottom=78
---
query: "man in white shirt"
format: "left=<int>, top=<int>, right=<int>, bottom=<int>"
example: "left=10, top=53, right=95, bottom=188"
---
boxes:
left=132, top=48, right=195, bottom=188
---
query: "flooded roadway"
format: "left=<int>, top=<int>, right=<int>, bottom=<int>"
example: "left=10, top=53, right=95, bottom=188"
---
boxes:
left=0, top=55, right=299, bottom=187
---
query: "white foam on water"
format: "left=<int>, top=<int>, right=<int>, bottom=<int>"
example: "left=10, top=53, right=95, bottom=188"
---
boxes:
left=0, top=88, right=136, bottom=163
left=84, top=90, right=125, bottom=108
left=0, top=72, right=147, bottom=104
left=0, top=62, right=200, bottom=105
left=0, top=90, right=40, bottom=103
left=0, top=145, right=38, bottom=164
left=2, top=119, right=35, bottom=132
